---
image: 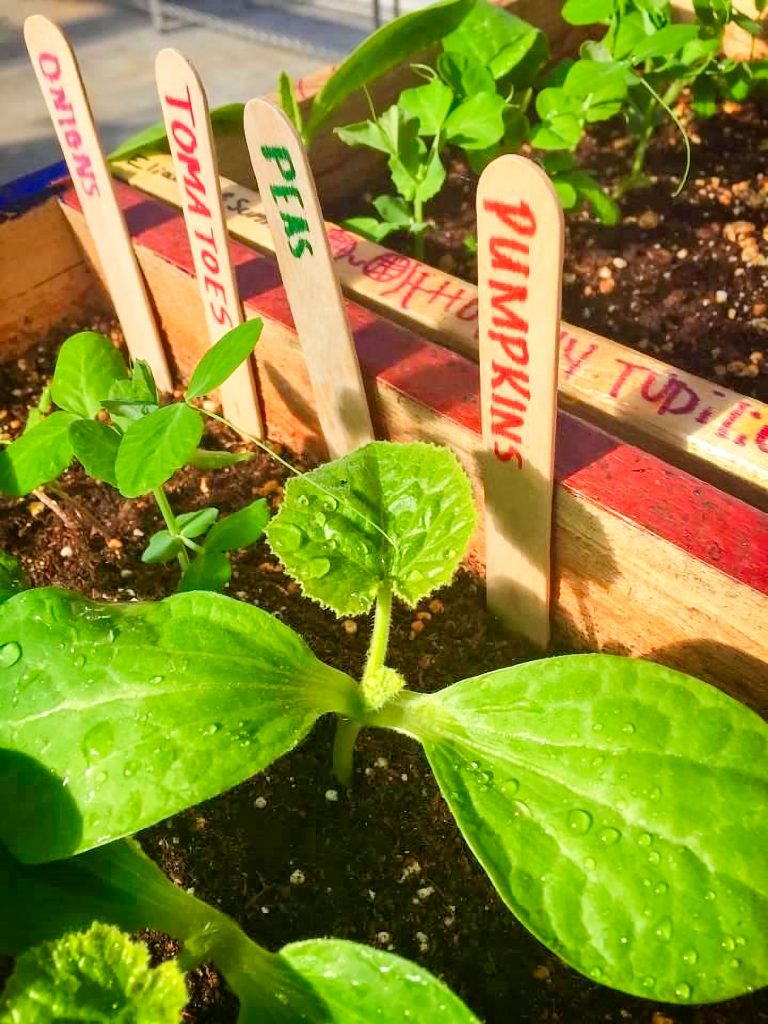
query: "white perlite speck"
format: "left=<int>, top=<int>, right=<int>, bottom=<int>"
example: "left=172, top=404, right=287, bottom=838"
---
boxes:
left=325, top=789, right=339, bottom=802
left=254, top=796, right=267, bottom=809
left=290, top=869, right=306, bottom=885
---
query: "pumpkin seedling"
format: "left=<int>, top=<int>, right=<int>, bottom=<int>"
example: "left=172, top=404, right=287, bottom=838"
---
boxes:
left=2, top=440, right=766, bottom=1005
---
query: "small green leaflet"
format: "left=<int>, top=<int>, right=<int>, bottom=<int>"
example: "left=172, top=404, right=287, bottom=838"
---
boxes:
left=206, top=500, right=270, bottom=552
left=115, top=403, right=203, bottom=497
left=399, top=80, right=454, bottom=136
left=0, top=923, right=187, bottom=1023
left=188, top=448, right=254, bottom=470
left=50, top=332, right=128, bottom=419
left=178, top=548, right=232, bottom=592
left=69, top=420, right=121, bottom=487
left=0, top=411, right=76, bottom=497
left=142, top=530, right=182, bottom=565
left=176, top=507, right=220, bottom=539
left=442, top=0, right=548, bottom=85
left=186, top=319, right=264, bottom=402
left=0, top=587, right=361, bottom=863
left=278, top=70, right=304, bottom=135
left=267, top=441, right=476, bottom=615
left=396, top=655, right=768, bottom=1003
left=562, top=0, right=615, bottom=25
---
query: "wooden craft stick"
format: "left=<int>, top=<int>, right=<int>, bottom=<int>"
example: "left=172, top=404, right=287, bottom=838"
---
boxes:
left=111, top=154, right=768, bottom=504
left=23, top=15, right=171, bottom=391
left=155, top=49, right=263, bottom=437
left=476, top=155, right=564, bottom=648
left=242, top=98, right=374, bottom=458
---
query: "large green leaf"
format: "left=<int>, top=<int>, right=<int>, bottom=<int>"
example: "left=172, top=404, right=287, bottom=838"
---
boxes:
left=444, top=92, right=507, bottom=150
left=305, top=0, right=475, bottom=142
left=393, top=655, right=768, bottom=1003
left=50, top=331, right=128, bottom=419
left=281, top=940, right=481, bottom=1022
left=108, top=103, right=245, bottom=163
left=0, top=411, right=76, bottom=496
left=115, top=403, right=203, bottom=497
left=0, top=923, right=187, bottom=1023
left=186, top=319, right=263, bottom=402
left=0, top=837, right=479, bottom=1022
left=267, top=441, right=476, bottom=616
left=0, top=587, right=360, bottom=862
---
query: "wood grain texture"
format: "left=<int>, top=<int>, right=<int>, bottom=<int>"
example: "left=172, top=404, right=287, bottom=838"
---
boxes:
left=23, top=15, right=172, bottom=390
left=112, top=154, right=768, bottom=508
left=57, top=183, right=768, bottom=708
left=156, top=48, right=263, bottom=435
left=0, top=198, right=107, bottom=355
left=477, top=156, right=563, bottom=648
left=243, top=98, right=373, bottom=457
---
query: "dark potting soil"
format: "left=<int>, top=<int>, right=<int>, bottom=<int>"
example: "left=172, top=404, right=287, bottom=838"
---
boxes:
left=331, top=96, right=768, bottom=404
left=1, top=330, right=766, bottom=1024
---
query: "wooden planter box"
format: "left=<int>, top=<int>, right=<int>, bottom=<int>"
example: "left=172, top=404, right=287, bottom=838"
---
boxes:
left=1, top=0, right=766, bottom=711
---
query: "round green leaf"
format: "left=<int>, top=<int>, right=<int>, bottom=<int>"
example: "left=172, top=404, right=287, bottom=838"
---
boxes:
left=266, top=441, right=476, bottom=616
left=186, top=319, right=263, bottom=402
left=115, top=403, right=203, bottom=497
left=0, top=412, right=76, bottom=497
left=0, top=922, right=187, bottom=1024
left=69, top=419, right=121, bottom=486
left=280, top=939, right=481, bottom=1022
left=398, top=655, right=768, bottom=1003
left=0, top=587, right=361, bottom=863
left=51, top=332, right=128, bottom=419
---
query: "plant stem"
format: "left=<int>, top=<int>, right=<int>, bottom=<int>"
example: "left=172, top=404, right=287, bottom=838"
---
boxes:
left=332, top=718, right=362, bottom=788
left=332, top=582, right=394, bottom=786
left=152, top=486, right=190, bottom=572
left=363, top=582, right=393, bottom=683
left=617, top=79, right=686, bottom=199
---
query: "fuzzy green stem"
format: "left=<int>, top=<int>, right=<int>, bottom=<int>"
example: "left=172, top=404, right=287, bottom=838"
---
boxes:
left=363, top=582, right=393, bottom=683
left=152, top=486, right=190, bottom=571
left=332, top=582, right=394, bottom=786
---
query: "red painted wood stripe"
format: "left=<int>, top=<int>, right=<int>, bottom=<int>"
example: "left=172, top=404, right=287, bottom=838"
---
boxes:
left=60, top=183, right=768, bottom=595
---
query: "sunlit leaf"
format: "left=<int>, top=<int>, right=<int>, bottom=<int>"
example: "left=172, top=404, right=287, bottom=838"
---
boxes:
left=186, top=319, right=263, bottom=402
left=115, top=404, right=203, bottom=497
left=0, top=412, right=75, bottom=497
left=50, top=332, right=128, bottom=420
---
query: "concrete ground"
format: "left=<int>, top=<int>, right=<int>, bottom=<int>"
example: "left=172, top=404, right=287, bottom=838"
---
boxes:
left=0, top=0, right=326, bottom=182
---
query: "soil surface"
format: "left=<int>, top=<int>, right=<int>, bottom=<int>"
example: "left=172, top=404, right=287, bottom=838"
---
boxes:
left=332, top=96, right=768, bottom=403
left=1, top=329, right=767, bottom=1023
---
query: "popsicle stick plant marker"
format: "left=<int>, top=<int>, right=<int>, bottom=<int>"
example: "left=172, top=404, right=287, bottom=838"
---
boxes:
left=23, top=15, right=172, bottom=392
left=243, top=98, right=374, bottom=459
left=155, top=49, right=263, bottom=437
left=477, top=154, right=563, bottom=648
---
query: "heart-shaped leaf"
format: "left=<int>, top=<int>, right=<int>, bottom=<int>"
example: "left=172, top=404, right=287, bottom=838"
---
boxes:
left=396, top=655, right=768, bottom=1002
left=267, top=441, right=475, bottom=615
left=0, top=587, right=361, bottom=863
left=115, top=403, right=203, bottom=497
left=0, top=923, right=187, bottom=1023
left=69, top=420, right=121, bottom=487
left=0, top=411, right=76, bottom=497
left=50, top=332, right=128, bottom=419
left=186, top=319, right=264, bottom=402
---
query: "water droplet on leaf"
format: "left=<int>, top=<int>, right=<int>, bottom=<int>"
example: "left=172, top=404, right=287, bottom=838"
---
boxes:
left=674, top=982, right=692, bottom=1001
left=567, top=809, right=593, bottom=835
left=682, top=948, right=698, bottom=965
left=82, top=721, right=115, bottom=761
left=0, top=642, right=22, bottom=669
left=599, top=827, right=621, bottom=846
left=655, top=917, right=673, bottom=941
left=638, top=832, right=652, bottom=847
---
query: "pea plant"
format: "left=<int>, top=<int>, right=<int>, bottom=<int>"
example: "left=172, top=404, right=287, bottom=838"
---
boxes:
left=335, top=1, right=549, bottom=252
left=0, top=323, right=268, bottom=593
left=539, top=0, right=768, bottom=203
left=1, top=439, right=766, bottom=1009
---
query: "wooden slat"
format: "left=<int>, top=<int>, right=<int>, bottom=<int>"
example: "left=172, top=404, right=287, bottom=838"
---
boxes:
left=0, top=198, right=106, bottom=355
left=57, top=182, right=768, bottom=709
left=155, top=48, right=264, bottom=436
left=24, top=16, right=172, bottom=391
left=477, top=155, right=563, bottom=647
left=112, top=154, right=768, bottom=508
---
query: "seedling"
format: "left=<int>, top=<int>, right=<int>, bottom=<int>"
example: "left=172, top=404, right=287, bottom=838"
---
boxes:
left=1, top=439, right=766, bottom=1006
left=0, top=839, right=478, bottom=1021
left=0, top=322, right=268, bottom=592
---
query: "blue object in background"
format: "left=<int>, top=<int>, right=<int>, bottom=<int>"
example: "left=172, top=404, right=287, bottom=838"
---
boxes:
left=0, top=161, right=67, bottom=210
